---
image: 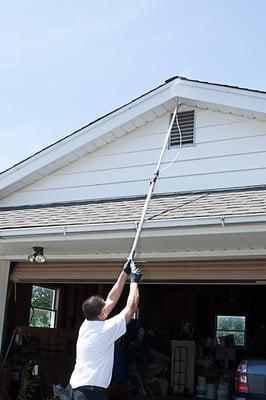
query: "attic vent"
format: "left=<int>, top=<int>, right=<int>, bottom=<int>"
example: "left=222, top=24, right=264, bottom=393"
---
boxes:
left=169, top=110, right=194, bottom=147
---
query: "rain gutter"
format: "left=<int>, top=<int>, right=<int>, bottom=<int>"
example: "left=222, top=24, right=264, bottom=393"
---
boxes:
left=1, top=214, right=266, bottom=239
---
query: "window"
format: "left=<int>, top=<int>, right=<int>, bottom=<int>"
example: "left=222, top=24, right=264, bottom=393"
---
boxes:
left=216, top=315, right=246, bottom=347
left=29, top=285, right=57, bottom=328
left=169, top=110, right=194, bottom=147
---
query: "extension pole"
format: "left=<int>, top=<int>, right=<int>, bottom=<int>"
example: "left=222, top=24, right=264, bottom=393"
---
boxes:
left=128, top=105, right=178, bottom=261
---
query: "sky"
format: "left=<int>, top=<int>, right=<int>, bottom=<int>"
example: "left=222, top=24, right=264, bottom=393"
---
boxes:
left=1, top=0, right=266, bottom=172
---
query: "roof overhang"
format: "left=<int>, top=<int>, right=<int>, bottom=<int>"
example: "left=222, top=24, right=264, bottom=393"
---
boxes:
left=169, top=77, right=266, bottom=119
left=1, top=214, right=266, bottom=262
left=1, top=77, right=266, bottom=201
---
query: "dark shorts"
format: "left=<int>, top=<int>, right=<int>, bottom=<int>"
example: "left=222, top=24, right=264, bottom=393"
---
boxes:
left=72, top=386, right=108, bottom=400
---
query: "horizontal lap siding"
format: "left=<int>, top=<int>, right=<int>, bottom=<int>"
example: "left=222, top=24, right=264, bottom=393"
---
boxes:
left=1, top=111, right=266, bottom=206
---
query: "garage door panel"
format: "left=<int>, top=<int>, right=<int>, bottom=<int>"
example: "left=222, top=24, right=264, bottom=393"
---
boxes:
left=10, top=260, right=266, bottom=283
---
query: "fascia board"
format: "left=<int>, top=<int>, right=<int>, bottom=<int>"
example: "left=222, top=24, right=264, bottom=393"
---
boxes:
left=1, top=214, right=266, bottom=240
left=1, top=77, right=266, bottom=193
left=170, top=79, right=266, bottom=115
left=0, top=82, right=174, bottom=192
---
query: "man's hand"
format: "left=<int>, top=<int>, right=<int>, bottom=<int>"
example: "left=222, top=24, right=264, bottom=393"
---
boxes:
left=123, top=259, right=131, bottom=275
left=130, top=261, right=143, bottom=283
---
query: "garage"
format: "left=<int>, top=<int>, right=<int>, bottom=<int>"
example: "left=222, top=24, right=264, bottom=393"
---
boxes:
left=1, top=78, right=266, bottom=399
left=1, top=189, right=266, bottom=400
left=1, top=260, right=266, bottom=399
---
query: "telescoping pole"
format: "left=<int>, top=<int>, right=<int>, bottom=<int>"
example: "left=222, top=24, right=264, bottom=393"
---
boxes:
left=128, top=105, right=179, bottom=261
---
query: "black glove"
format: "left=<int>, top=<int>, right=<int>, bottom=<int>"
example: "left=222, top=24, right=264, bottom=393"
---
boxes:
left=123, top=259, right=131, bottom=275
left=130, top=261, right=143, bottom=283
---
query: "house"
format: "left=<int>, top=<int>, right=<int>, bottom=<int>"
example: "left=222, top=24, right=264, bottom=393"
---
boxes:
left=1, top=76, right=266, bottom=398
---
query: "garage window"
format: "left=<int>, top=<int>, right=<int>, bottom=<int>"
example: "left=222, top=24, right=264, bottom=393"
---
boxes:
left=29, top=285, right=57, bottom=328
left=216, top=315, right=246, bottom=347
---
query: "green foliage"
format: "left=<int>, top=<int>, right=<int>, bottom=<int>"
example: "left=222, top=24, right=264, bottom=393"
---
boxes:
left=29, top=308, right=54, bottom=328
left=29, top=285, right=56, bottom=328
left=31, top=285, right=54, bottom=309
left=216, top=315, right=246, bottom=346
left=217, top=315, right=245, bottom=331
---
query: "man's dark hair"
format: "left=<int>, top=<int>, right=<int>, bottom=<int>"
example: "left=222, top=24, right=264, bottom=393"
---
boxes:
left=82, top=295, right=105, bottom=320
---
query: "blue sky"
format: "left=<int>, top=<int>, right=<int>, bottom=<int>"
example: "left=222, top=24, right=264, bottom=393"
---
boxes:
left=1, top=0, right=266, bottom=172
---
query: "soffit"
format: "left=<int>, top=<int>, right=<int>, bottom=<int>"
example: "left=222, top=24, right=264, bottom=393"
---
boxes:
left=1, top=188, right=266, bottom=262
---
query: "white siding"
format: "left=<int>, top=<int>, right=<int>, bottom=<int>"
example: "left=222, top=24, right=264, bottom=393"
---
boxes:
left=1, top=110, right=266, bottom=207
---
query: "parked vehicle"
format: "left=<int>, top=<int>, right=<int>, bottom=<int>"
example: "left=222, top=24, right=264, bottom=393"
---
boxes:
left=234, top=327, right=266, bottom=400
left=234, top=359, right=266, bottom=399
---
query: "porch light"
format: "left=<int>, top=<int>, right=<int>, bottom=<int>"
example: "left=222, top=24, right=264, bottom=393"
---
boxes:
left=28, top=247, right=46, bottom=263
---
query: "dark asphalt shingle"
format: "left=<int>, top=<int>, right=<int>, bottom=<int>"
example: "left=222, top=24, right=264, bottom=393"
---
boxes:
left=0, top=188, right=266, bottom=230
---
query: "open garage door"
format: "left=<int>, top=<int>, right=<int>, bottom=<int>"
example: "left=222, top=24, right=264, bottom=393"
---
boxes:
left=10, top=259, right=266, bottom=284
left=5, top=262, right=266, bottom=400
left=4, top=281, right=266, bottom=399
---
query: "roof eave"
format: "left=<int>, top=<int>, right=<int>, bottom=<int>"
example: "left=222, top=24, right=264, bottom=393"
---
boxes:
left=0, top=80, right=175, bottom=196
left=1, top=213, right=266, bottom=240
left=170, top=78, right=266, bottom=116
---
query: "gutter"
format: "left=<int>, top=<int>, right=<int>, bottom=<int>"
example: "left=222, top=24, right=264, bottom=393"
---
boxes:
left=1, top=214, right=266, bottom=239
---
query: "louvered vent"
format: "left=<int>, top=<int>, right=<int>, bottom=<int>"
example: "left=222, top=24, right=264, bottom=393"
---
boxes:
left=169, top=110, right=194, bottom=147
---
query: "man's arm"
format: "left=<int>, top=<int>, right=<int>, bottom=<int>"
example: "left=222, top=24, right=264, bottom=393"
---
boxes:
left=120, top=262, right=142, bottom=323
left=121, top=282, right=139, bottom=323
left=103, top=260, right=142, bottom=319
left=103, top=270, right=128, bottom=317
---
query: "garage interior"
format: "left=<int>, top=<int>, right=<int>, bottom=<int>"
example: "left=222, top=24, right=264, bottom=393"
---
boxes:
left=1, top=261, right=266, bottom=400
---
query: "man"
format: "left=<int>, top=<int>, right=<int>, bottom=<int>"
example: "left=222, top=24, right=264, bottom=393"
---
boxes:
left=70, top=259, right=142, bottom=400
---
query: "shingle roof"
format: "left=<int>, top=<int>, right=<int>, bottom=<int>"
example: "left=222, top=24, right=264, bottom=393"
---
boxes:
left=0, top=188, right=266, bottom=230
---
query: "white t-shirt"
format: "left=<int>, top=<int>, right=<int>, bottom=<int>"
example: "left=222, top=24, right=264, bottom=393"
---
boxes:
left=70, top=312, right=126, bottom=389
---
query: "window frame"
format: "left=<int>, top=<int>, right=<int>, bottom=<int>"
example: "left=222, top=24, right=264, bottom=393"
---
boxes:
left=29, top=284, right=59, bottom=329
left=215, top=314, right=246, bottom=348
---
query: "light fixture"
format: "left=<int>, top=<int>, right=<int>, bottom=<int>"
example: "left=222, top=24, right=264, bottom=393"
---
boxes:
left=28, top=247, right=46, bottom=263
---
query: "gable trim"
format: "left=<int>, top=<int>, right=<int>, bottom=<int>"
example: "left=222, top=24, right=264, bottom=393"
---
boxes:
left=0, top=81, right=174, bottom=199
left=1, top=76, right=266, bottom=200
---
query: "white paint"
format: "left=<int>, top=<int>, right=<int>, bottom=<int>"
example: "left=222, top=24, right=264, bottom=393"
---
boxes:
left=2, top=249, right=266, bottom=262
left=0, top=260, right=10, bottom=356
left=1, top=109, right=266, bottom=207
left=1, top=78, right=266, bottom=203
left=169, top=78, right=266, bottom=116
left=0, top=84, right=173, bottom=193
left=1, top=216, right=266, bottom=263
